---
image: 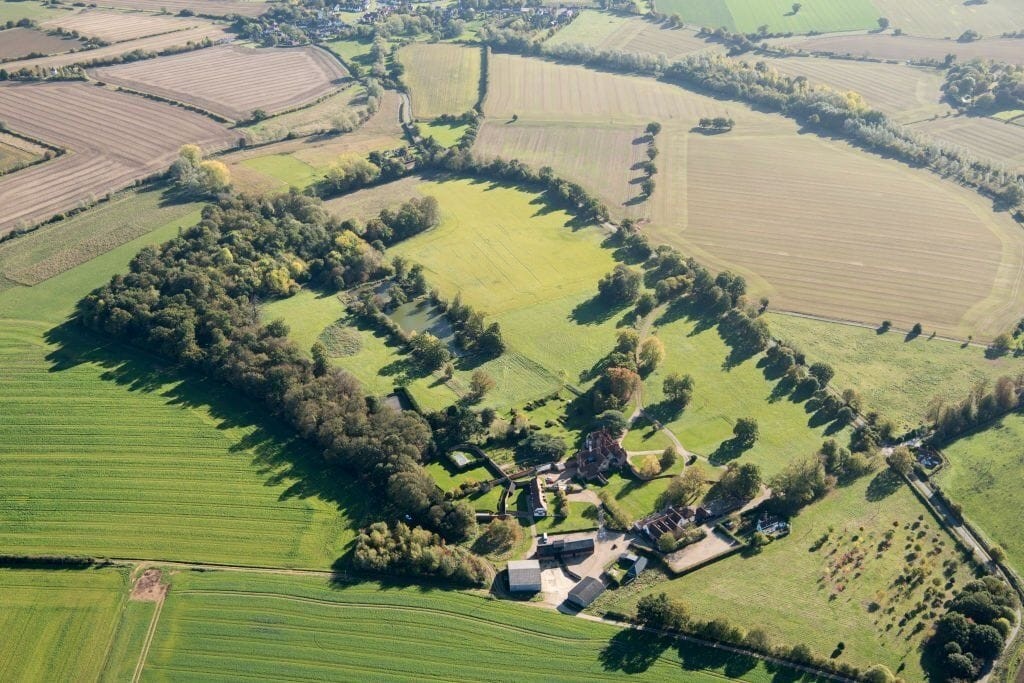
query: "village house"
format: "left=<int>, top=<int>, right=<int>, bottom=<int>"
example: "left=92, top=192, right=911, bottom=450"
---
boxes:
left=574, top=430, right=627, bottom=483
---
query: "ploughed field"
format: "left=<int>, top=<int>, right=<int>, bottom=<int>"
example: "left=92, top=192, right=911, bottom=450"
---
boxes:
left=92, top=45, right=348, bottom=121
left=0, top=26, right=81, bottom=60
left=42, top=7, right=214, bottom=43
left=89, top=0, right=268, bottom=17
left=909, top=116, right=1024, bottom=172
left=0, top=24, right=229, bottom=72
left=0, top=81, right=237, bottom=235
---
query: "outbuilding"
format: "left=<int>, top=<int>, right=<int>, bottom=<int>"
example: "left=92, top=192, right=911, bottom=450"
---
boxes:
left=566, top=576, right=605, bottom=609
left=507, top=559, right=542, bottom=593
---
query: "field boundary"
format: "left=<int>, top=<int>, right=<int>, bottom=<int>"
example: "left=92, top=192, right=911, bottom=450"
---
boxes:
left=103, top=83, right=233, bottom=124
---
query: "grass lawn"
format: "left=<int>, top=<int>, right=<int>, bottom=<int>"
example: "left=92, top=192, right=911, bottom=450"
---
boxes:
left=767, top=313, right=1024, bottom=431
left=534, top=496, right=598, bottom=534
left=400, top=43, right=481, bottom=119
left=622, top=416, right=675, bottom=453
left=419, top=120, right=468, bottom=147
left=240, top=153, right=323, bottom=190
left=644, top=312, right=842, bottom=479
left=0, top=567, right=128, bottom=682
left=600, top=474, right=972, bottom=679
left=425, top=459, right=492, bottom=492
left=595, top=471, right=675, bottom=521
left=141, top=570, right=793, bottom=682
left=469, top=483, right=506, bottom=512
left=937, top=412, right=1024, bottom=575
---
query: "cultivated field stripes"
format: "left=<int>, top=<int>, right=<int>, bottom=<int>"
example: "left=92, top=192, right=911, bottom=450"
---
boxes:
left=910, top=116, right=1024, bottom=172
left=777, top=33, right=1024, bottom=65
left=0, top=27, right=81, bottom=60
left=399, top=43, right=482, bottom=119
left=757, top=56, right=952, bottom=122
left=43, top=8, right=212, bottom=43
left=0, top=25, right=230, bottom=72
left=870, top=0, right=1024, bottom=37
left=90, top=0, right=268, bottom=17
left=93, top=45, right=348, bottom=120
left=0, top=81, right=235, bottom=234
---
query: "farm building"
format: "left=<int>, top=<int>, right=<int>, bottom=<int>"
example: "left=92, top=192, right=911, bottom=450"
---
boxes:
left=566, top=576, right=605, bottom=609
left=621, top=553, right=648, bottom=584
left=575, top=430, right=627, bottom=483
left=507, top=559, right=542, bottom=593
left=536, top=537, right=594, bottom=560
left=635, top=506, right=694, bottom=542
left=530, top=477, right=548, bottom=518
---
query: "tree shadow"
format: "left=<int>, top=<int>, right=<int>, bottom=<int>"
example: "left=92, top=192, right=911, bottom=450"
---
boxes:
left=865, top=469, right=903, bottom=501
left=708, top=436, right=749, bottom=466
left=599, top=629, right=672, bottom=673
left=570, top=294, right=620, bottom=325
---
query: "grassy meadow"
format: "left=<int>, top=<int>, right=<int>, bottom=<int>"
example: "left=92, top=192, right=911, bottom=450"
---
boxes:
left=938, top=412, right=1024, bottom=574
left=240, top=153, right=323, bottom=190
left=419, top=119, right=469, bottom=147
left=870, top=0, right=1024, bottom=37
left=142, top=570, right=794, bottom=682
left=600, top=475, right=973, bottom=679
left=400, top=43, right=481, bottom=119
left=768, top=313, right=1024, bottom=431
left=239, top=85, right=368, bottom=145
left=652, top=0, right=877, bottom=33
left=0, top=0, right=63, bottom=23
left=0, top=567, right=128, bottom=682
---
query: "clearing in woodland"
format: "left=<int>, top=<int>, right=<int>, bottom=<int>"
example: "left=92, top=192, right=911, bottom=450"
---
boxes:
left=910, top=115, right=1024, bottom=172
left=652, top=0, right=877, bottom=34
left=600, top=475, right=971, bottom=680
left=42, top=8, right=213, bottom=43
left=0, top=568, right=129, bottom=682
left=938, top=412, right=1024, bottom=575
left=93, top=45, right=348, bottom=121
left=399, top=43, right=481, bottom=119
left=0, top=81, right=236, bottom=235
left=140, top=570, right=790, bottom=682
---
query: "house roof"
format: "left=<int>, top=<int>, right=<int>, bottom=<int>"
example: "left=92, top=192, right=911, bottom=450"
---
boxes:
left=507, top=560, right=541, bottom=590
left=536, top=537, right=595, bottom=558
left=567, top=576, right=605, bottom=608
left=627, top=556, right=648, bottom=576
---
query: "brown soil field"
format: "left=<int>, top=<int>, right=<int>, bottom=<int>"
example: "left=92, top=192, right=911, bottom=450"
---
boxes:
left=93, top=44, right=348, bottom=121
left=0, top=27, right=81, bottom=60
left=910, top=116, right=1024, bottom=172
left=473, top=119, right=648, bottom=218
left=870, top=0, right=1024, bottom=38
left=90, top=0, right=267, bottom=17
left=42, top=8, right=214, bottom=43
left=780, top=33, right=1024, bottom=65
left=757, top=56, right=952, bottom=122
left=1, top=24, right=229, bottom=71
left=0, top=81, right=236, bottom=234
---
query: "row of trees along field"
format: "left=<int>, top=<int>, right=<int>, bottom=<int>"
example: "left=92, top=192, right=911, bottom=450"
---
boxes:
left=475, top=31, right=1024, bottom=209
left=76, top=191, right=489, bottom=584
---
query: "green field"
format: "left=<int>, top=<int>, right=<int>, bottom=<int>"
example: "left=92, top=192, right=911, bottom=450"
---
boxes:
left=0, top=186, right=201, bottom=288
left=534, top=496, right=599, bottom=534
left=0, top=0, right=63, bottom=23
left=642, top=314, right=842, bottom=479
left=101, top=599, right=156, bottom=683
left=0, top=568, right=128, bottom=682
left=768, top=314, right=1024, bottom=431
left=239, top=86, right=368, bottom=145
left=425, top=459, right=493, bottom=492
left=938, top=412, right=1024, bottom=575
left=600, top=475, right=972, bottom=679
left=240, top=153, right=323, bottom=189
left=653, top=0, right=878, bottom=33
left=419, top=120, right=469, bottom=147
left=142, top=570, right=790, bottom=681
left=399, top=43, right=481, bottom=119
left=0, top=195, right=369, bottom=569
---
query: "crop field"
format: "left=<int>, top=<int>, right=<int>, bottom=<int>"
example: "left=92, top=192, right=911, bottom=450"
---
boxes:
left=780, top=33, right=1024, bottom=65
left=768, top=314, right=1024, bottom=430
left=643, top=119, right=1024, bottom=340
left=238, top=85, right=367, bottom=144
left=939, top=413, right=1024, bottom=574
left=1, top=24, right=229, bottom=71
left=0, top=81, right=235, bottom=235
left=604, top=476, right=970, bottom=679
left=547, top=10, right=723, bottom=59
left=474, top=119, right=648, bottom=218
left=910, top=115, right=1024, bottom=171
left=0, top=0, right=64, bottom=24
left=93, top=45, right=347, bottom=121
left=0, top=26, right=80, bottom=60
left=653, top=0, right=877, bottom=34
left=758, top=56, right=952, bottom=122
left=141, top=570, right=786, bottom=682
left=42, top=8, right=211, bottom=42
left=400, top=43, right=481, bottom=119
left=0, top=568, right=128, bottom=682
left=0, top=187, right=201, bottom=287
left=0, top=132, right=45, bottom=174
left=870, top=0, right=1024, bottom=37
left=91, top=0, right=268, bottom=17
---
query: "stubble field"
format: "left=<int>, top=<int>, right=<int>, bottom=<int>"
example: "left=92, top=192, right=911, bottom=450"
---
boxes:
left=90, top=0, right=267, bottom=17
left=870, top=0, right=1024, bottom=37
left=42, top=8, right=213, bottom=43
left=779, top=33, right=1024, bottom=65
left=0, top=26, right=80, bottom=60
left=93, top=45, right=348, bottom=121
left=548, top=11, right=724, bottom=59
left=0, top=81, right=236, bottom=234
left=910, top=115, right=1024, bottom=172
left=399, top=42, right=482, bottom=119
left=652, top=0, right=877, bottom=34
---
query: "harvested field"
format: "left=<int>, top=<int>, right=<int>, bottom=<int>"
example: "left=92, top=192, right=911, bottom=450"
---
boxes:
left=0, top=132, right=45, bottom=174
left=549, top=12, right=724, bottom=59
left=474, top=119, right=648, bottom=218
left=0, top=26, right=81, bottom=60
left=645, top=122, right=1024, bottom=339
left=42, top=7, right=214, bottom=43
left=870, top=0, right=1024, bottom=37
left=654, top=0, right=877, bottom=34
left=90, top=0, right=267, bottom=17
left=757, top=55, right=952, bottom=122
left=779, top=33, right=1024, bottom=65
left=0, top=81, right=236, bottom=234
left=94, top=45, right=347, bottom=121
left=0, top=24, right=229, bottom=71
left=323, top=174, right=424, bottom=221
left=238, top=85, right=368, bottom=144
left=399, top=42, right=481, bottom=119
left=910, top=115, right=1024, bottom=171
